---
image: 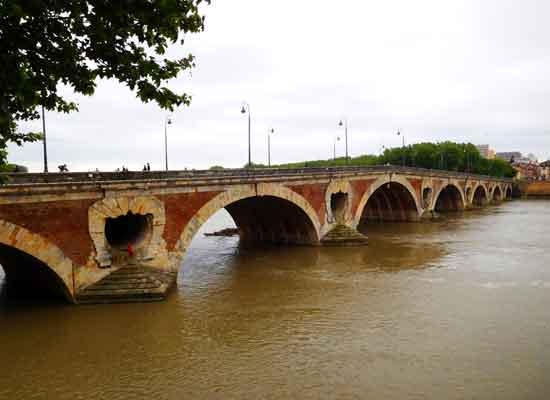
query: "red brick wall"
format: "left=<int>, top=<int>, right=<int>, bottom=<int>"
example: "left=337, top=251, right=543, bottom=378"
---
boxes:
left=287, top=183, right=328, bottom=225
left=407, top=178, right=423, bottom=201
left=350, top=179, right=375, bottom=216
left=0, top=200, right=95, bottom=266
left=158, top=191, right=221, bottom=250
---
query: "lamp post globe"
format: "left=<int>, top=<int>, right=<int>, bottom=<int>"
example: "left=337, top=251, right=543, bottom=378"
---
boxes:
left=267, top=128, right=275, bottom=167
left=164, top=115, right=173, bottom=171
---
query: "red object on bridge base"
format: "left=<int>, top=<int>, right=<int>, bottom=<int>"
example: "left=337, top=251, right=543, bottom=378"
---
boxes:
left=127, top=243, right=134, bottom=256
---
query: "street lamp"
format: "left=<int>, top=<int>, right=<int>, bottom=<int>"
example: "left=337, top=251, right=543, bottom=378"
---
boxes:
left=164, top=115, right=172, bottom=171
left=464, top=147, right=470, bottom=173
left=41, top=105, right=48, bottom=173
left=338, top=119, right=349, bottom=163
left=267, top=128, right=275, bottom=167
left=397, top=129, right=405, bottom=166
left=241, top=102, right=251, bottom=168
left=333, top=136, right=341, bottom=161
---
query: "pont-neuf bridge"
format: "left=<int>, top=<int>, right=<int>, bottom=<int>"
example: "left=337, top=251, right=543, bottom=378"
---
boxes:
left=0, top=166, right=512, bottom=304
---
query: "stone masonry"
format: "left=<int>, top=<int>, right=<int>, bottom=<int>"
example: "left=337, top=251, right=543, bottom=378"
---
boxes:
left=0, top=166, right=513, bottom=303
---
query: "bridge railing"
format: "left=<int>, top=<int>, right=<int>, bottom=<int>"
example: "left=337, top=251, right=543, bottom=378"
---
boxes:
left=0, top=165, right=513, bottom=186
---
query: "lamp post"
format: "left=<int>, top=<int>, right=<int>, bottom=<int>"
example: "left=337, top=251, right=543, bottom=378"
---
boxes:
left=164, top=115, right=172, bottom=171
left=267, top=128, right=274, bottom=167
left=397, top=129, right=405, bottom=166
left=333, top=136, right=341, bottom=161
left=41, top=105, right=48, bottom=173
left=241, top=102, right=251, bottom=168
left=338, top=119, right=349, bottom=163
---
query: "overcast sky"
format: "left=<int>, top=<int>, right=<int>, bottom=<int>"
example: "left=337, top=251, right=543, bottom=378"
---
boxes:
left=10, top=0, right=550, bottom=171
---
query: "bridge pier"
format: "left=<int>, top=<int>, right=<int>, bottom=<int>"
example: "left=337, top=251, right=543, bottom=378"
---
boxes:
left=321, top=224, right=368, bottom=245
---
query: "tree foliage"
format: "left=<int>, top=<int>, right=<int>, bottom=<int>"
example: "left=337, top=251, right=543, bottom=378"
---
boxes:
left=274, top=142, right=515, bottom=178
left=0, top=0, right=209, bottom=163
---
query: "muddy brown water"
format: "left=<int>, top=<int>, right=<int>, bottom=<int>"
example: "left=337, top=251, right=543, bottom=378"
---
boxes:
left=1, top=200, right=550, bottom=399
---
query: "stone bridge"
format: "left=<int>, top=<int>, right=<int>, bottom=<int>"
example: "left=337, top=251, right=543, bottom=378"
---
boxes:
left=0, top=166, right=512, bottom=303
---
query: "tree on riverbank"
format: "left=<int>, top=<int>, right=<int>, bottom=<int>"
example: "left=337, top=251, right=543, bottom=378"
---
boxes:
left=0, top=0, right=210, bottom=166
left=273, top=142, right=515, bottom=178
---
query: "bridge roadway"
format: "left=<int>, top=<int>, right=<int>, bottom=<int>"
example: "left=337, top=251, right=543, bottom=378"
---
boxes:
left=0, top=166, right=513, bottom=303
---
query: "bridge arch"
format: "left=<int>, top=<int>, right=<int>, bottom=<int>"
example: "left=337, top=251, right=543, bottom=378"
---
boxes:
left=471, top=184, right=489, bottom=207
left=0, top=220, right=74, bottom=301
left=493, top=185, right=503, bottom=201
left=354, top=175, right=421, bottom=227
left=433, top=184, right=465, bottom=212
left=173, top=184, right=322, bottom=271
left=505, top=185, right=513, bottom=199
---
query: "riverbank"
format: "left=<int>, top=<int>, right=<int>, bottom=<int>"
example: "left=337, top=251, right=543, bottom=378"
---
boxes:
left=525, top=181, right=550, bottom=197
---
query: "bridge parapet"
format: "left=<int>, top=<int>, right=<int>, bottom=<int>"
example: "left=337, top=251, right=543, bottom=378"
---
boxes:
left=0, top=165, right=512, bottom=186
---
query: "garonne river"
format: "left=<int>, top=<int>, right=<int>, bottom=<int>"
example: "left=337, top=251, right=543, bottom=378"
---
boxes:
left=1, top=200, right=549, bottom=399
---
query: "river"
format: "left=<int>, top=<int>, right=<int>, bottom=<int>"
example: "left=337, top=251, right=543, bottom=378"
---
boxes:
left=1, top=200, right=550, bottom=399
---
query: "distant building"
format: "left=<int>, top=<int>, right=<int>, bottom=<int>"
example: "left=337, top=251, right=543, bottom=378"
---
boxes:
left=496, top=152, right=522, bottom=162
left=540, top=161, right=550, bottom=180
left=476, top=144, right=495, bottom=159
left=513, top=160, right=541, bottom=181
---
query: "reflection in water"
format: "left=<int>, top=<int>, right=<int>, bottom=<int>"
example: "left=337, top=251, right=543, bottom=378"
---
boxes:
left=2, top=202, right=550, bottom=399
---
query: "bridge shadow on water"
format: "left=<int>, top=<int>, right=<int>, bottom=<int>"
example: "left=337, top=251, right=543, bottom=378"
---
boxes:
left=0, top=270, right=69, bottom=312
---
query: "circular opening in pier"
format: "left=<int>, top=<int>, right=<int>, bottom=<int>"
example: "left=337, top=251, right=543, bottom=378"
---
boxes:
left=330, top=192, right=348, bottom=224
left=422, top=187, right=432, bottom=209
left=105, top=212, right=152, bottom=249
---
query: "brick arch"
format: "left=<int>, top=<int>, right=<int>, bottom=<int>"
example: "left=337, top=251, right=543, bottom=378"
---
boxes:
left=471, top=183, right=489, bottom=206
left=353, top=175, right=422, bottom=226
left=493, top=185, right=503, bottom=201
left=505, top=184, right=513, bottom=199
left=432, top=183, right=466, bottom=211
left=0, top=219, right=75, bottom=301
left=173, top=183, right=322, bottom=270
